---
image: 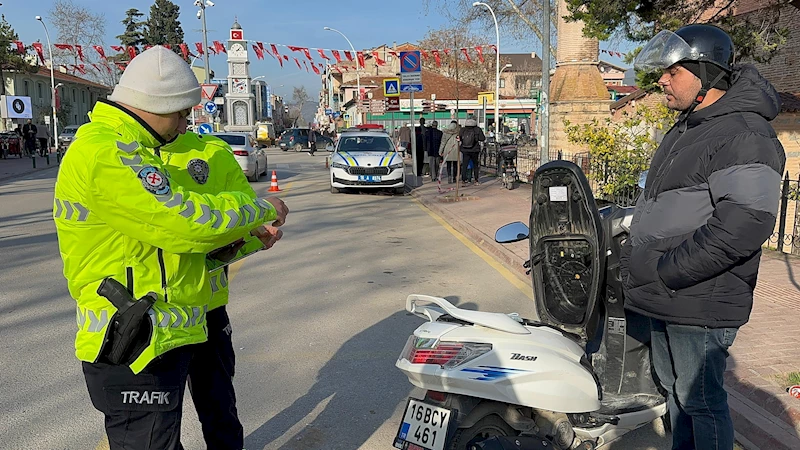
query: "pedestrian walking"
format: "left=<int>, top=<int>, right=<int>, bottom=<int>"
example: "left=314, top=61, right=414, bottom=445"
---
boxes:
left=439, top=121, right=460, bottom=183
left=459, top=117, right=485, bottom=185
left=22, top=119, right=37, bottom=157
left=398, top=123, right=411, bottom=158
left=53, top=46, right=289, bottom=450
left=36, top=122, right=51, bottom=156
left=426, top=120, right=443, bottom=181
left=309, top=127, right=317, bottom=155
left=415, top=117, right=427, bottom=176
left=623, top=24, right=785, bottom=450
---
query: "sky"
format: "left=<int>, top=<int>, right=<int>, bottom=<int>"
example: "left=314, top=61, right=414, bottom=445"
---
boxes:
left=2, top=0, right=635, bottom=100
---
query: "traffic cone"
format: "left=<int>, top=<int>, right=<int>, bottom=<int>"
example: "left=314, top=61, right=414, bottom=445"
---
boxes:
left=268, top=170, right=281, bottom=192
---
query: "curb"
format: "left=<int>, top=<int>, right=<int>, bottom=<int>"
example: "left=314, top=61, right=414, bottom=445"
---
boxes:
left=0, top=161, right=59, bottom=184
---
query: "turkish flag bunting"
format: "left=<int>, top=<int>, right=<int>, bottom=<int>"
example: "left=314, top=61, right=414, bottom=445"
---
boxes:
left=207, top=46, right=217, bottom=55
left=461, top=48, right=471, bottom=63
left=258, top=42, right=272, bottom=58
left=213, top=41, right=226, bottom=54
left=302, top=60, right=309, bottom=72
left=334, top=66, right=342, bottom=73
left=331, top=50, right=342, bottom=63
left=32, top=42, right=46, bottom=65
left=252, top=44, right=264, bottom=60
left=388, top=51, right=398, bottom=58
left=294, top=58, right=302, bottom=69
left=312, top=63, right=320, bottom=75
left=270, top=44, right=281, bottom=58
left=164, top=44, right=172, bottom=50
left=287, top=45, right=313, bottom=61
left=116, top=63, right=127, bottom=71
left=318, top=49, right=330, bottom=60
left=111, top=45, right=124, bottom=53
left=54, top=44, right=74, bottom=51
left=195, top=43, right=205, bottom=55
left=443, top=49, right=450, bottom=56
left=344, top=51, right=353, bottom=61
left=73, top=64, right=86, bottom=75
left=489, top=45, right=497, bottom=53
left=356, top=51, right=365, bottom=68
left=432, top=50, right=441, bottom=66
left=420, top=49, right=429, bottom=59
left=179, top=43, right=190, bottom=60
left=127, top=46, right=137, bottom=60
left=76, top=45, right=85, bottom=61
left=13, top=41, right=24, bottom=55
left=475, top=46, right=484, bottom=63
left=372, top=51, right=385, bottom=66
left=144, top=45, right=153, bottom=51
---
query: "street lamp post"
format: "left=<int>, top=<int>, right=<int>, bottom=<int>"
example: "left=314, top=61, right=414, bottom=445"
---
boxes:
left=195, top=0, right=214, bottom=84
left=473, top=2, right=500, bottom=138
left=35, top=16, right=58, bottom=157
left=323, top=26, right=360, bottom=126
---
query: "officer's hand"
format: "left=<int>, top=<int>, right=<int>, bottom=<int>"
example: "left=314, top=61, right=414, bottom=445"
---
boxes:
left=250, top=225, right=283, bottom=249
left=264, top=196, right=289, bottom=226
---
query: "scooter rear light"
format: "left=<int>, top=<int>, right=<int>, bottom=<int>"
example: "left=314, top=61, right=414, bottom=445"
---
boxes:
left=426, top=390, right=447, bottom=402
left=233, top=150, right=248, bottom=156
left=402, top=336, right=492, bottom=369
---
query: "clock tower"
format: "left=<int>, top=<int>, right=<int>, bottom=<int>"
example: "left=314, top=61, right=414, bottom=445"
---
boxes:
left=224, top=19, right=255, bottom=132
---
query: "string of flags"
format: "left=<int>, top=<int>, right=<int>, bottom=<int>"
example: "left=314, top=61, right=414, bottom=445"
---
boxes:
left=601, top=49, right=626, bottom=58
left=10, top=39, right=501, bottom=76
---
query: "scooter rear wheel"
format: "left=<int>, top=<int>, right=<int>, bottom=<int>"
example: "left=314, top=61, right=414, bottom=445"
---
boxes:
left=448, top=414, right=517, bottom=450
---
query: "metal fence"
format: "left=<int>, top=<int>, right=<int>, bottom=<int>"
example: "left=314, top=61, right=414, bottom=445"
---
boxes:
left=480, top=143, right=644, bottom=207
left=768, top=173, right=800, bottom=255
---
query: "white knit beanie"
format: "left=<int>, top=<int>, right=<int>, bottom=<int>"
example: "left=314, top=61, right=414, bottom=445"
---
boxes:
left=109, top=46, right=201, bottom=114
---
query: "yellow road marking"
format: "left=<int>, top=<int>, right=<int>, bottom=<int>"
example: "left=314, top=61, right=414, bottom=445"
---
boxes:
left=413, top=198, right=534, bottom=300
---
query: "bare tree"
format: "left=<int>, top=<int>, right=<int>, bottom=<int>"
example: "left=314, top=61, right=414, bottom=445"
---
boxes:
left=418, top=26, right=500, bottom=90
left=48, top=0, right=116, bottom=86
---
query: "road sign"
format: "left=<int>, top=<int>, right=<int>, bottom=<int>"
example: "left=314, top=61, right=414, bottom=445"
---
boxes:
left=400, top=72, right=421, bottom=84
left=332, top=112, right=341, bottom=118
left=400, top=51, right=421, bottom=73
left=203, top=101, right=218, bottom=114
left=386, top=97, right=400, bottom=112
left=370, top=100, right=385, bottom=114
left=200, top=84, right=218, bottom=101
left=477, top=91, right=495, bottom=105
left=197, top=123, right=214, bottom=134
left=384, top=78, right=400, bottom=97
left=325, top=108, right=333, bottom=115
left=400, top=84, right=423, bottom=93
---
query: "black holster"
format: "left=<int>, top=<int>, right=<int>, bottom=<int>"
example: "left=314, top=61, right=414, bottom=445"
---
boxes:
left=97, top=277, right=157, bottom=365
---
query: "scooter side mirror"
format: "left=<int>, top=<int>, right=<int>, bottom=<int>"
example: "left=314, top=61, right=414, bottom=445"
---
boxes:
left=638, top=170, right=649, bottom=189
left=495, top=222, right=530, bottom=243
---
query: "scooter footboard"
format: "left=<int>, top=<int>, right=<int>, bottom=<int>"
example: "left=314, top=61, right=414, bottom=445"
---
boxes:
left=472, top=436, right=560, bottom=450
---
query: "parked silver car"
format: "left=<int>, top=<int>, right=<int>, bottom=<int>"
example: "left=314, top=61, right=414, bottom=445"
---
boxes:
left=211, top=132, right=268, bottom=182
left=58, top=125, right=79, bottom=151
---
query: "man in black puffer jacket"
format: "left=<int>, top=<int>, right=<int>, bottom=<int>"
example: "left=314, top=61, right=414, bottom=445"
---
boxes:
left=622, top=24, right=785, bottom=450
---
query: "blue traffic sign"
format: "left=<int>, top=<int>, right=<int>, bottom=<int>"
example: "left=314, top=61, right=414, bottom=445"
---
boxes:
left=204, top=101, right=218, bottom=114
left=400, top=51, right=421, bottom=73
left=400, top=84, right=423, bottom=93
left=384, top=78, right=400, bottom=97
left=325, top=108, right=333, bottom=115
left=197, top=123, right=214, bottom=134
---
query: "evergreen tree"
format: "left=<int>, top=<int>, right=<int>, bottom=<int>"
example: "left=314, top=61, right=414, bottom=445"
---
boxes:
left=117, top=8, right=146, bottom=47
left=0, top=15, right=34, bottom=95
left=144, top=0, right=184, bottom=50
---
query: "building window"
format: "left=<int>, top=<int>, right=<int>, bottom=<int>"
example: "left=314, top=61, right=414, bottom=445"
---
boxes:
left=38, top=83, right=43, bottom=99
left=499, top=79, right=505, bottom=88
left=82, top=90, right=85, bottom=103
left=24, top=80, right=29, bottom=96
left=72, top=89, right=76, bottom=103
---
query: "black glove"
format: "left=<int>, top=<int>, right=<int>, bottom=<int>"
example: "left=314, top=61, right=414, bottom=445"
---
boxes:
left=208, top=238, right=246, bottom=262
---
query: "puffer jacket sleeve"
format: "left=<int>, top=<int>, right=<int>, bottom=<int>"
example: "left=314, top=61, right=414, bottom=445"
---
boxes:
left=657, top=131, right=785, bottom=290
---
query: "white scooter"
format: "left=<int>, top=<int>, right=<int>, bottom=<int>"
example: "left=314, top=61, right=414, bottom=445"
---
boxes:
left=393, top=161, right=666, bottom=450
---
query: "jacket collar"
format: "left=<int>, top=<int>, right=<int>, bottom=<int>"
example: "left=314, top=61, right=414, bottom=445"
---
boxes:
left=88, top=99, right=167, bottom=148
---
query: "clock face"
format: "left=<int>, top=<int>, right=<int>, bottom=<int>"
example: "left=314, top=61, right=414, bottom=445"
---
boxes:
left=229, top=43, right=247, bottom=58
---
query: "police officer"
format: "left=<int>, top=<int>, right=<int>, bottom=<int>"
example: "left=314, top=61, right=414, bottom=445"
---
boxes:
left=161, top=131, right=262, bottom=449
left=53, top=46, right=288, bottom=450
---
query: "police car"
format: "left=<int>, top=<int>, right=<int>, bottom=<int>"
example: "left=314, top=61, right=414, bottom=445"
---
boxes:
left=329, top=128, right=405, bottom=194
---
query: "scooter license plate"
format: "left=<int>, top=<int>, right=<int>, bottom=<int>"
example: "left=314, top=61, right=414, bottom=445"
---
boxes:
left=393, top=398, right=452, bottom=450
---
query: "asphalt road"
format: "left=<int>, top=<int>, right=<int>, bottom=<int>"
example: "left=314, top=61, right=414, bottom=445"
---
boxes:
left=0, top=148, right=669, bottom=449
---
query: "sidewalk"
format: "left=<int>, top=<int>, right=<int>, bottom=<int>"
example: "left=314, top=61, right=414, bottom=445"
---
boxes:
left=0, top=152, right=60, bottom=183
left=409, top=171, right=800, bottom=450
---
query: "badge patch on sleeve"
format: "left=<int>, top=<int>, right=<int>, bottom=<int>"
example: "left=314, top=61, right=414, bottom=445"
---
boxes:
left=138, top=166, right=171, bottom=196
left=187, top=158, right=210, bottom=185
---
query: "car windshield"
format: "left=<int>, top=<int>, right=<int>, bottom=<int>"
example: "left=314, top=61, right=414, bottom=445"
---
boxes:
left=63, top=127, right=79, bottom=135
left=337, top=135, right=394, bottom=152
left=214, top=134, right=246, bottom=146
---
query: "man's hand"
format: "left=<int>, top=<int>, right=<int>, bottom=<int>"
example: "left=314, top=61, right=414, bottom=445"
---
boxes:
left=264, top=196, right=289, bottom=227
left=250, top=226, right=284, bottom=249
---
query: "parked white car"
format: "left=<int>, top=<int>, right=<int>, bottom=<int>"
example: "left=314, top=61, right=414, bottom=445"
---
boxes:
left=212, top=132, right=267, bottom=182
left=329, top=130, right=405, bottom=194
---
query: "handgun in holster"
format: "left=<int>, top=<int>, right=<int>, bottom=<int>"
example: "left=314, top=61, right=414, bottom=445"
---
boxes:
left=97, top=277, right=157, bottom=365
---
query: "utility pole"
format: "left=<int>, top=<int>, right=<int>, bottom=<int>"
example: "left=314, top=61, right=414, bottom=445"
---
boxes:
left=195, top=0, right=213, bottom=84
left=540, top=0, right=551, bottom=166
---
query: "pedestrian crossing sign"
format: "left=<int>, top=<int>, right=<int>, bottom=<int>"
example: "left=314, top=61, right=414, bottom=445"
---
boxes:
left=384, top=78, right=400, bottom=97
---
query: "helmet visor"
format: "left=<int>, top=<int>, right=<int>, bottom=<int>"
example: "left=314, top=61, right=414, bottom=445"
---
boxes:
left=634, top=30, right=699, bottom=72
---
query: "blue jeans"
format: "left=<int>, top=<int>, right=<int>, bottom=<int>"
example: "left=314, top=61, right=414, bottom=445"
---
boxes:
left=650, top=319, right=738, bottom=450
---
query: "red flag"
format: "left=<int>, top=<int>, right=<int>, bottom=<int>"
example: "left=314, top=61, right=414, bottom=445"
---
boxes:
left=252, top=44, right=264, bottom=60
left=32, top=42, right=45, bottom=65
left=388, top=51, right=398, bottom=58
left=294, top=57, right=302, bottom=69
left=311, top=63, right=320, bottom=75
left=179, top=43, right=190, bottom=60
left=213, top=41, right=226, bottom=54
left=76, top=45, right=85, bottom=61
left=334, top=66, right=342, bottom=73
left=13, top=41, right=24, bottom=55
left=317, top=49, right=330, bottom=60
left=302, top=60, right=309, bottom=72
left=443, top=49, right=450, bottom=56
left=144, top=45, right=153, bottom=51
left=270, top=44, right=281, bottom=59
left=475, top=46, right=484, bottom=63
left=344, top=51, right=353, bottom=61
left=356, top=51, right=365, bottom=68
left=72, top=64, right=86, bottom=75
left=432, top=50, right=441, bottom=67
left=163, top=44, right=171, bottom=50
left=116, top=63, right=127, bottom=72
left=371, top=51, right=386, bottom=66
left=461, top=48, right=471, bottom=63
left=207, top=46, right=217, bottom=56
left=420, top=49, right=429, bottom=59
left=331, top=50, right=342, bottom=63
left=54, top=43, right=74, bottom=51
left=195, top=42, right=205, bottom=55
left=283, top=55, right=289, bottom=60
left=489, top=44, right=497, bottom=53
left=111, top=45, right=124, bottom=53
left=127, top=46, right=137, bottom=60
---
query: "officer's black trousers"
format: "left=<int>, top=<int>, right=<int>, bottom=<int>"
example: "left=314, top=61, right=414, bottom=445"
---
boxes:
left=187, top=306, right=243, bottom=450
left=83, top=346, right=194, bottom=450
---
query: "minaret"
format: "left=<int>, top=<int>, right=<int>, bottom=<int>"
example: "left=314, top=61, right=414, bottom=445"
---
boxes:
left=548, top=0, right=613, bottom=156
left=224, top=18, right=255, bottom=132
